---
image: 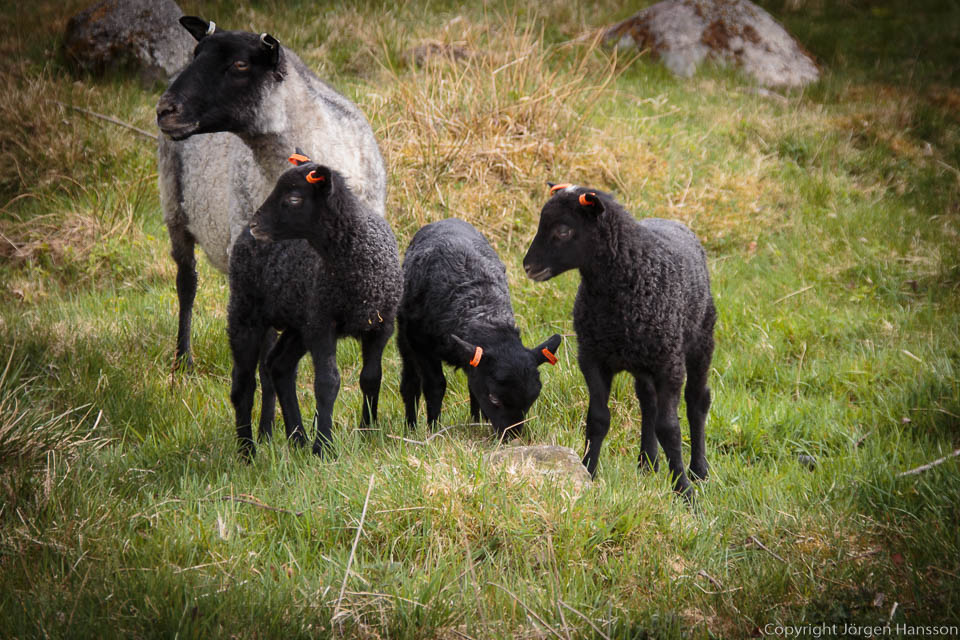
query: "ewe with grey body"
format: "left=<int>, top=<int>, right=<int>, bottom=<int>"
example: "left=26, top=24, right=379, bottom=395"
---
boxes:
left=156, top=16, right=386, bottom=370
left=524, top=184, right=715, bottom=500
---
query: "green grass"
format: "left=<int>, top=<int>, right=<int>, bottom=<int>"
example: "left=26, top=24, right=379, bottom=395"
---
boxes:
left=2, top=0, right=959, bottom=637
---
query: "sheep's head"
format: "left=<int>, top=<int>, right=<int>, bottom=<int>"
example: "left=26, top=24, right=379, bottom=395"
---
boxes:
left=523, top=183, right=608, bottom=281
left=451, top=332, right=562, bottom=438
left=249, top=154, right=339, bottom=244
left=156, top=17, right=282, bottom=140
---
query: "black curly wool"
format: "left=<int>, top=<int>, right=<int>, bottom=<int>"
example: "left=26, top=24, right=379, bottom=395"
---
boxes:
left=524, top=185, right=715, bottom=500
left=398, top=219, right=561, bottom=437
left=227, top=163, right=401, bottom=459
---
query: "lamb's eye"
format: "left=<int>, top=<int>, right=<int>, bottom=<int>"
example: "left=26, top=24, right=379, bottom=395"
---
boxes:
left=284, top=194, right=302, bottom=208
left=553, top=225, right=573, bottom=242
left=233, top=60, right=250, bottom=72
left=488, top=393, right=502, bottom=408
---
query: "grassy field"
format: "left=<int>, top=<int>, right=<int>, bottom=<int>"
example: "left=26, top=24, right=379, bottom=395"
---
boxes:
left=1, top=0, right=959, bottom=637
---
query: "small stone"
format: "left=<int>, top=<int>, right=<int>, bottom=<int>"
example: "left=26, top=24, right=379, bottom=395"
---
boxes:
left=483, top=444, right=592, bottom=492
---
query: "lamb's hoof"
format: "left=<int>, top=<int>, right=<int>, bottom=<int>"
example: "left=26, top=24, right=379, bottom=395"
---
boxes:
left=637, top=453, right=659, bottom=474
left=312, top=440, right=335, bottom=459
left=689, top=462, right=709, bottom=482
left=170, top=353, right=194, bottom=376
left=238, top=441, right=256, bottom=464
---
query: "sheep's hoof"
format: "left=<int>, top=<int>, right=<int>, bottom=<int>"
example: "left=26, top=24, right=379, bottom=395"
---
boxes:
left=312, top=440, right=335, bottom=459
left=171, top=352, right=194, bottom=375
left=237, top=442, right=256, bottom=464
left=689, top=461, right=709, bottom=482
left=637, top=453, right=659, bottom=474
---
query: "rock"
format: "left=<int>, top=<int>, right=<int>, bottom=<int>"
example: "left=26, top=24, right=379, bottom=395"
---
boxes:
left=63, top=0, right=194, bottom=83
left=483, top=444, right=592, bottom=493
left=604, top=0, right=819, bottom=88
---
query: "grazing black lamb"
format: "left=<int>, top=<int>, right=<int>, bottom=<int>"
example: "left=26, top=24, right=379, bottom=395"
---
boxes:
left=156, top=16, right=386, bottom=371
left=398, top=218, right=562, bottom=438
left=228, top=156, right=401, bottom=459
left=523, top=183, right=715, bottom=499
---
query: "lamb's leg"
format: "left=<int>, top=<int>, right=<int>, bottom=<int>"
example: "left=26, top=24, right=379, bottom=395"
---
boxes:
left=257, top=328, right=278, bottom=442
left=229, top=324, right=264, bottom=461
left=359, top=323, right=392, bottom=427
left=654, top=379, right=694, bottom=501
left=267, top=329, right=307, bottom=447
left=397, top=329, right=421, bottom=430
left=420, top=357, right=446, bottom=429
left=168, top=223, right=197, bottom=371
left=468, top=389, right=481, bottom=424
left=580, top=355, right=613, bottom=477
left=685, top=347, right=713, bottom=481
left=309, top=328, right=340, bottom=457
left=634, top=374, right=660, bottom=473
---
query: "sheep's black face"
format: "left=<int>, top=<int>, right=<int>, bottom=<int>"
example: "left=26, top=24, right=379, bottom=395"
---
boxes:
left=523, top=185, right=606, bottom=281
left=454, top=334, right=562, bottom=437
left=249, top=164, right=334, bottom=243
left=157, top=17, right=281, bottom=140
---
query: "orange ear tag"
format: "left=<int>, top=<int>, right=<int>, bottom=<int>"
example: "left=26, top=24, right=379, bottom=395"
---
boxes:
left=305, top=170, right=324, bottom=183
left=550, top=183, right=573, bottom=195
left=288, top=153, right=310, bottom=165
left=579, top=192, right=597, bottom=206
left=541, top=348, right=558, bottom=365
left=469, top=346, right=483, bottom=367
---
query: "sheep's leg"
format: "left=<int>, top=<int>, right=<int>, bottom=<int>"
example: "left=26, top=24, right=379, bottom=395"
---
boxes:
left=634, top=374, right=660, bottom=473
left=168, top=223, right=198, bottom=371
left=267, top=329, right=307, bottom=447
left=684, top=348, right=712, bottom=481
left=229, top=324, right=264, bottom=461
left=420, top=357, right=446, bottom=430
left=468, top=389, right=481, bottom=424
left=309, top=328, right=340, bottom=457
left=654, top=380, right=694, bottom=501
left=257, top=329, right=278, bottom=442
left=359, top=323, right=392, bottom=427
left=397, top=328, right=422, bottom=430
left=580, top=356, right=613, bottom=477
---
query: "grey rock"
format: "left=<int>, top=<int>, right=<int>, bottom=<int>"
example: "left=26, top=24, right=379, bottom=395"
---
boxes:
left=64, top=0, right=194, bottom=82
left=604, top=0, right=819, bottom=87
left=483, top=445, right=592, bottom=492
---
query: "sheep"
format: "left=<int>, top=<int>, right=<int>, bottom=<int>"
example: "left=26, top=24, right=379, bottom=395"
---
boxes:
left=155, top=16, right=386, bottom=371
left=398, top=218, right=562, bottom=438
left=522, top=183, right=715, bottom=499
left=228, top=156, right=401, bottom=459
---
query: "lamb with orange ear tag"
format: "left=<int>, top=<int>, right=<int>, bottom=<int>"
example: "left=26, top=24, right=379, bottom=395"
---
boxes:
left=397, top=218, right=562, bottom=439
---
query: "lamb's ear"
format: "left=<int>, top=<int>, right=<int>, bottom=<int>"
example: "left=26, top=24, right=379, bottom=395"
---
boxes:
left=259, top=33, right=281, bottom=67
left=451, top=335, right=483, bottom=368
left=578, top=191, right=605, bottom=216
left=546, top=181, right=556, bottom=189
left=180, top=17, right=215, bottom=42
left=305, top=165, right=333, bottom=193
left=533, top=334, right=562, bottom=367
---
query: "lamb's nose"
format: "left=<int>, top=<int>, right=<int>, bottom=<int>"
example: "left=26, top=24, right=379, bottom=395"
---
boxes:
left=156, top=97, right=180, bottom=121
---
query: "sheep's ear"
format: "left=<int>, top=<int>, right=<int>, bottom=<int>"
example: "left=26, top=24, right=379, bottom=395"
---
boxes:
left=180, top=17, right=215, bottom=42
left=533, top=334, right=562, bottom=367
left=260, top=33, right=281, bottom=67
left=546, top=181, right=556, bottom=189
left=578, top=191, right=605, bottom=216
left=305, top=165, right=333, bottom=193
left=451, top=335, right=483, bottom=368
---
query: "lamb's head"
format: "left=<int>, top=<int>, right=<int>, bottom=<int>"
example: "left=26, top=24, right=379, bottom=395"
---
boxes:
left=156, top=17, right=283, bottom=140
left=523, top=183, right=609, bottom=281
left=451, top=333, right=563, bottom=438
left=249, top=155, right=344, bottom=244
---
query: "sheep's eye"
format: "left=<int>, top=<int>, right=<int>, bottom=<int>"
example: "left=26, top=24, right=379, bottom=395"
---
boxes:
left=488, top=393, right=502, bottom=408
left=284, top=194, right=302, bottom=208
left=233, top=60, right=250, bottom=72
left=553, top=225, right=573, bottom=242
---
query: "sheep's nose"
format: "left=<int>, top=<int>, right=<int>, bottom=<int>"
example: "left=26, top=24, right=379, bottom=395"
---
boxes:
left=156, top=97, right=180, bottom=121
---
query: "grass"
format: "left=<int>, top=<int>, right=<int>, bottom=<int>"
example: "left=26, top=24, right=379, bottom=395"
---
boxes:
left=1, top=0, right=959, bottom=637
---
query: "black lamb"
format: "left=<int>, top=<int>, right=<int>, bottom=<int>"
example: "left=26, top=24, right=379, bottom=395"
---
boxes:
left=398, top=218, right=562, bottom=438
left=228, top=157, right=401, bottom=459
left=523, top=183, right=715, bottom=499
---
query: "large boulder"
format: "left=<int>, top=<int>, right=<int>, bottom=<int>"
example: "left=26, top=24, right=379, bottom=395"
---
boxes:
left=63, top=0, right=193, bottom=83
left=604, top=0, right=819, bottom=87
